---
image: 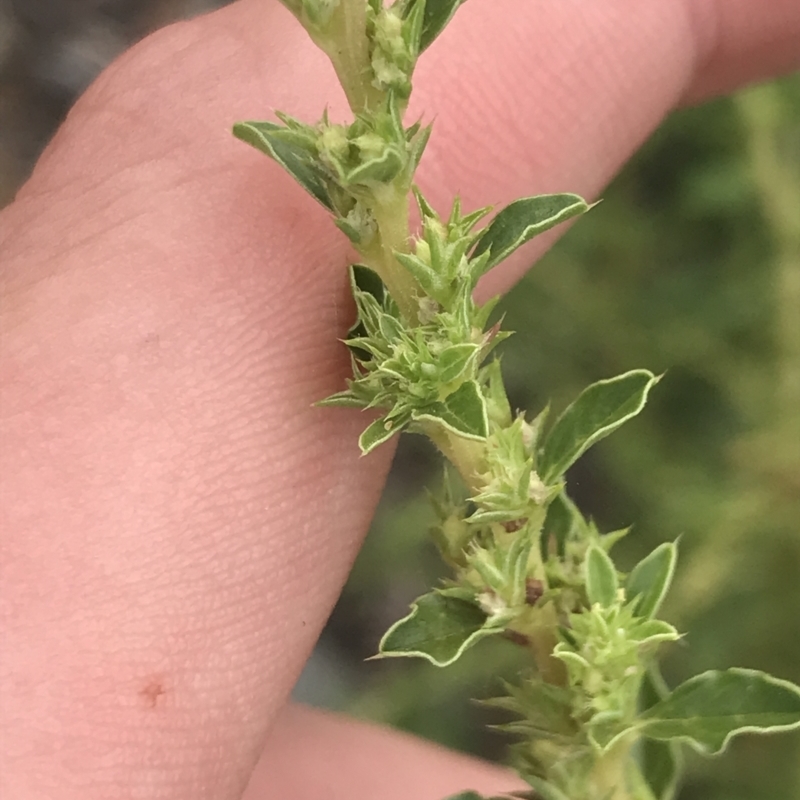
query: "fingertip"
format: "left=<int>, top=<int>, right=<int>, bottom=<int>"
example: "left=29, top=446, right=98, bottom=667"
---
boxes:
left=247, top=705, right=525, bottom=800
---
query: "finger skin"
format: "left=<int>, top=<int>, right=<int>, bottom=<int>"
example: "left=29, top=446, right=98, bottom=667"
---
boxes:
left=1, top=0, right=799, bottom=798
left=243, top=705, right=526, bottom=800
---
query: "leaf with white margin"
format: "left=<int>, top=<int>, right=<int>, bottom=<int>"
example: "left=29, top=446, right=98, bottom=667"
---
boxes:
left=358, top=416, right=399, bottom=455
left=639, top=668, right=800, bottom=754
left=538, top=370, right=660, bottom=485
left=640, top=666, right=683, bottom=800
left=376, top=591, right=502, bottom=667
left=233, top=121, right=334, bottom=210
left=626, top=541, right=678, bottom=619
left=412, top=380, right=489, bottom=440
left=416, top=0, right=464, bottom=52
left=470, top=194, right=590, bottom=276
left=585, top=544, right=618, bottom=608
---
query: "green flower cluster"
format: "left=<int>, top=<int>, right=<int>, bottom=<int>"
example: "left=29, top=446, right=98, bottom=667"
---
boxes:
left=320, top=192, right=517, bottom=455
left=234, top=99, right=428, bottom=242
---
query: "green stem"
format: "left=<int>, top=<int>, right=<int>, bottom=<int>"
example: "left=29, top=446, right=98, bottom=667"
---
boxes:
left=321, top=0, right=385, bottom=112
left=362, top=183, right=422, bottom=322
left=588, top=737, right=642, bottom=800
left=423, top=425, right=486, bottom=492
left=518, top=603, right=568, bottom=686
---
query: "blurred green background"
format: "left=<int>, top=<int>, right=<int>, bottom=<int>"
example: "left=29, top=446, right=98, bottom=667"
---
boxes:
left=2, top=3, right=798, bottom=798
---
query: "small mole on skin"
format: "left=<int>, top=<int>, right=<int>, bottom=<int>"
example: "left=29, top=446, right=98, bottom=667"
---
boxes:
left=139, top=681, right=166, bottom=708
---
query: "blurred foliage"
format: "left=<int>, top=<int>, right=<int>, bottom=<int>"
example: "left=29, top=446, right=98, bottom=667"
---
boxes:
left=321, top=76, right=800, bottom=800
left=2, top=2, right=798, bottom=797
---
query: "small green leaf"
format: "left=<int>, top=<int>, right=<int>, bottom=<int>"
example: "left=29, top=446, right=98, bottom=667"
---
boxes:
left=345, top=145, right=405, bottom=186
left=351, top=263, right=386, bottom=302
left=376, top=591, right=501, bottom=666
left=333, top=216, right=362, bottom=243
left=585, top=545, right=618, bottom=607
left=629, top=619, right=680, bottom=649
left=642, top=736, right=683, bottom=799
left=470, top=194, right=589, bottom=275
left=482, top=360, right=512, bottom=428
left=641, top=663, right=672, bottom=709
left=407, top=122, right=433, bottom=175
left=233, top=121, right=334, bottom=210
left=358, top=416, right=400, bottom=455
left=394, top=251, right=446, bottom=300
left=316, top=389, right=366, bottom=408
left=413, top=380, right=489, bottom=440
left=627, top=542, right=678, bottom=619
left=538, top=370, right=660, bottom=485
left=401, top=0, right=427, bottom=55
left=418, top=0, right=464, bottom=52
left=542, top=491, right=585, bottom=557
left=438, top=343, right=480, bottom=384
left=639, top=668, right=800, bottom=754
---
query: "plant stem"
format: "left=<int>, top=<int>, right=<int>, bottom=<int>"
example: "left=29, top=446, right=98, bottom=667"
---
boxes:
left=322, top=0, right=385, bottom=112
left=422, top=424, right=486, bottom=491
left=521, top=603, right=568, bottom=686
left=590, top=745, right=637, bottom=800
left=362, top=183, right=423, bottom=322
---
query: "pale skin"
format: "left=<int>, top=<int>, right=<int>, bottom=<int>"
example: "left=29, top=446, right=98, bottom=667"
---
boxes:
left=1, top=0, right=799, bottom=797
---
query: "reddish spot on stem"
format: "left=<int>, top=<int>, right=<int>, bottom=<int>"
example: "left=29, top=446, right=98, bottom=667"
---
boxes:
left=526, top=579, right=545, bottom=605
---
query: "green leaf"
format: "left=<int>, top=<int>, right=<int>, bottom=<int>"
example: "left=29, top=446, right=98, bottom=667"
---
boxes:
left=585, top=545, right=618, bottom=607
left=232, top=121, right=334, bottom=210
left=470, top=194, right=589, bottom=275
left=628, top=619, right=680, bottom=651
left=358, top=416, right=400, bottom=455
left=333, top=215, right=362, bottom=244
left=482, top=359, right=512, bottom=428
left=376, top=591, right=501, bottom=666
left=640, top=667, right=683, bottom=800
left=346, top=264, right=388, bottom=346
left=316, top=389, right=366, bottom=408
left=413, top=380, right=489, bottom=440
left=401, top=0, right=427, bottom=55
left=641, top=733, right=683, bottom=800
left=542, top=491, right=585, bottom=557
left=346, top=145, right=405, bottom=186
left=407, top=122, right=433, bottom=175
left=641, top=663, right=671, bottom=709
left=438, top=343, right=480, bottom=384
left=418, top=0, right=464, bottom=52
left=394, top=251, right=446, bottom=300
left=639, top=668, right=800, bottom=754
left=538, top=370, right=660, bottom=485
left=351, top=263, right=386, bottom=302
left=627, top=542, right=678, bottom=619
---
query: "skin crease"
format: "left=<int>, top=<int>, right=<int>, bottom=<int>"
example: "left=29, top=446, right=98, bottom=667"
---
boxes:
left=0, top=0, right=799, bottom=798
